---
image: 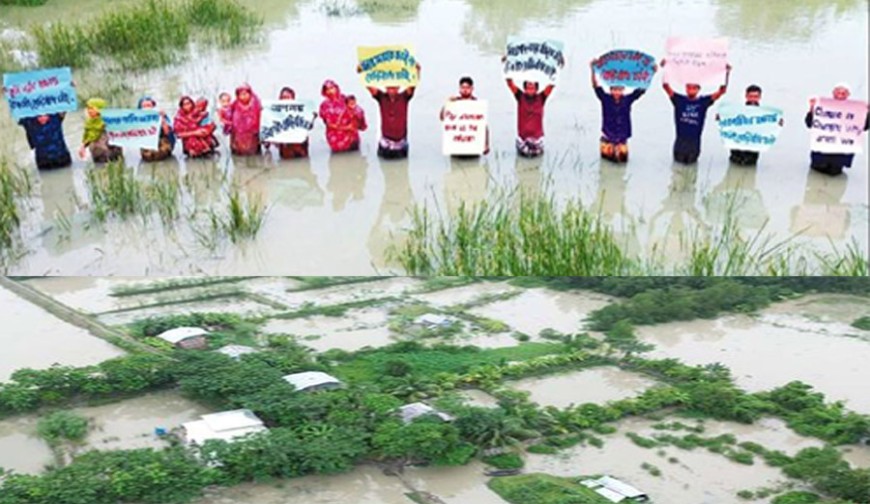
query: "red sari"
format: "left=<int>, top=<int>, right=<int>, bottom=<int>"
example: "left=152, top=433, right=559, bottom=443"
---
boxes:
left=174, top=96, right=218, bottom=158
left=229, top=84, right=262, bottom=156
left=319, top=80, right=358, bottom=152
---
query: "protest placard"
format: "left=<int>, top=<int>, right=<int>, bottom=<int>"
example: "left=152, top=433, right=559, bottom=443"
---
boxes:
left=594, top=49, right=656, bottom=89
left=102, top=109, right=161, bottom=150
left=357, top=46, right=419, bottom=88
left=809, top=98, right=868, bottom=154
left=3, top=67, right=77, bottom=120
left=260, top=100, right=316, bottom=144
left=717, top=103, right=783, bottom=153
left=664, top=37, right=728, bottom=89
left=504, top=37, right=565, bottom=85
left=442, top=99, right=488, bottom=156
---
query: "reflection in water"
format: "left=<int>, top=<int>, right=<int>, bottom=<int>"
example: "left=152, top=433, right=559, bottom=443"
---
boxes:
left=444, top=157, right=490, bottom=214
left=594, top=163, right=641, bottom=255
left=364, top=0, right=423, bottom=24
left=327, top=153, right=368, bottom=212
left=705, top=164, right=767, bottom=231
left=648, top=164, right=703, bottom=257
left=368, top=159, right=414, bottom=270
left=790, top=170, right=850, bottom=238
left=715, top=0, right=864, bottom=41
left=460, top=0, right=590, bottom=53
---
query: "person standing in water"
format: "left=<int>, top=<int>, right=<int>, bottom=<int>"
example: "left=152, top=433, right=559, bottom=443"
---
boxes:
left=662, top=59, right=731, bottom=164
left=590, top=59, right=654, bottom=163
left=229, top=84, right=262, bottom=156
left=137, top=96, right=176, bottom=162
left=440, top=76, right=489, bottom=155
left=18, top=113, right=72, bottom=169
left=265, top=87, right=318, bottom=159
left=360, top=62, right=421, bottom=159
left=804, top=83, right=870, bottom=176
left=725, top=85, right=784, bottom=167
left=505, top=78, right=556, bottom=158
left=320, top=80, right=360, bottom=153
left=79, top=98, right=123, bottom=163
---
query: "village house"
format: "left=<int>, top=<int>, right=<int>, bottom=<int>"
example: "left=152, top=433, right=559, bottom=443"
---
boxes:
left=580, top=475, right=650, bottom=503
left=181, top=409, right=267, bottom=446
left=216, top=344, right=258, bottom=360
left=413, top=313, right=456, bottom=329
left=155, top=327, right=210, bottom=350
left=282, top=371, right=343, bottom=392
left=397, top=402, right=455, bottom=424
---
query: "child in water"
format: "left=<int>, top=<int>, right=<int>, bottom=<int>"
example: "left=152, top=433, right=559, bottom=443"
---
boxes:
left=218, top=92, right=233, bottom=135
left=342, top=94, right=367, bottom=149
left=195, top=98, right=220, bottom=151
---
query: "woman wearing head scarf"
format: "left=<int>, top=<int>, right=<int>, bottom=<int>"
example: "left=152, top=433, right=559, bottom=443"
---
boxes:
left=804, top=83, right=870, bottom=176
left=229, top=84, right=262, bottom=156
left=79, top=98, right=122, bottom=163
left=319, top=80, right=359, bottom=153
left=264, top=87, right=317, bottom=160
left=18, top=112, right=72, bottom=170
left=137, top=96, right=176, bottom=162
left=174, top=96, right=218, bottom=158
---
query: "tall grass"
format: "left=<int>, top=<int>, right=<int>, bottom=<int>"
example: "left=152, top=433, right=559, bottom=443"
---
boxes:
left=0, top=0, right=49, bottom=5
left=84, top=161, right=180, bottom=224
left=0, top=160, right=33, bottom=250
left=31, top=0, right=261, bottom=70
left=194, top=186, right=267, bottom=247
left=389, top=189, right=869, bottom=277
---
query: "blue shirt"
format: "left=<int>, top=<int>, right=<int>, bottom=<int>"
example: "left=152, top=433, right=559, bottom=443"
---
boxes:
left=595, top=86, right=644, bottom=144
left=19, top=114, right=70, bottom=167
left=671, top=94, right=714, bottom=147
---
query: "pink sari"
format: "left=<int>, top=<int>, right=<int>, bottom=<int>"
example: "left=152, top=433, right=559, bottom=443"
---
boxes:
left=174, top=96, right=218, bottom=158
left=319, top=80, right=358, bottom=152
left=230, top=84, right=262, bottom=156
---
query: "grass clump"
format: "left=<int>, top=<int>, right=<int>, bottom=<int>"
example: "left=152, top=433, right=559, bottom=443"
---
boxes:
left=37, top=411, right=89, bottom=446
left=84, top=161, right=180, bottom=224
left=483, top=452, right=524, bottom=470
left=488, top=473, right=613, bottom=504
left=851, top=316, right=870, bottom=331
left=0, top=160, right=33, bottom=250
left=0, top=0, right=48, bottom=4
left=196, top=187, right=267, bottom=245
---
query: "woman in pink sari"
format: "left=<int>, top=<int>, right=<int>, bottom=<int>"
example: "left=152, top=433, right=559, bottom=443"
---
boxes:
left=319, top=80, right=358, bottom=153
left=229, top=84, right=262, bottom=156
left=174, top=96, right=218, bottom=158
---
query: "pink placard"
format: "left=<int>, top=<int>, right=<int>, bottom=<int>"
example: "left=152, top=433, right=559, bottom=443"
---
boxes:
left=665, top=37, right=728, bottom=90
left=810, top=98, right=869, bottom=154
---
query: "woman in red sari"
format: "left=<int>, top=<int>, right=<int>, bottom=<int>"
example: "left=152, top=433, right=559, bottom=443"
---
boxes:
left=319, top=80, right=358, bottom=153
left=174, top=96, right=218, bottom=158
left=229, top=84, right=262, bottom=156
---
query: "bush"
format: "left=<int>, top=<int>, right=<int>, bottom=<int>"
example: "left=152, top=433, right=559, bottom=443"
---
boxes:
left=526, top=444, right=558, bottom=455
left=483, top=452, right=524, bottom=470
left=36, top=411, right=89, bottom=446
left=851, top=316, right=870, bottom=331
left=772, top=492, right=821, bottom=504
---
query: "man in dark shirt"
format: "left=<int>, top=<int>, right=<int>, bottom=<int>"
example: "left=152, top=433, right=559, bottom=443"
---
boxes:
left=18, top=113, right=72, bottom=170
left=662, top=59, right=731, bottom=165
left=590, top=58, right=652, bottom=163
left=361, top=63, right=421, bottom=160
left=506, top=79, right=555, bottom=158
left=728, top=85, right=764, bottom=166
left=804, top=83, right=870, bottom=176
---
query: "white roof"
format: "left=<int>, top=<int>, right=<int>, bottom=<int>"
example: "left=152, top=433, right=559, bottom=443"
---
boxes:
left=595, top=487, right=626, bottom=503
left=415, top=314, right=452, bottom=326
left=216, top=345, right=257, bottom=359
left=282, top=371, right=342, bottom=392
left=156, top=327, right=209, bottom=344
left=398, top=402, right=454, bottom=423
left=182, top=409, right=266, bottom=445
left=598, top=476, right=645, bottom=498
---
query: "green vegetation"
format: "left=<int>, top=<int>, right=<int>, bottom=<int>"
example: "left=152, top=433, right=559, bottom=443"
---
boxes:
left=84, top=162, right=181, bottom=224
left=0, top=0, right=48, bottom=5
left=30, top=0, right=261, bottom=70
left=199, top=187, right=267, bottom=244
left=110, top=277, right=257, bottom=297
left=851, top=316, right=870, bottom=331
left=128, top=312, right=262, bottom=349
left=488, top=474, right=611, bottom=504
left=391, top=191, right=869, bottom=276
left=640, top=461, right=662, bottom=476
left=36, top=411, right=89, bottom=446
left=483, top=452, right=525, bottom=470
left=0, top=160, right=33, bottom=251
left=772, top=492, right=821, bottom=504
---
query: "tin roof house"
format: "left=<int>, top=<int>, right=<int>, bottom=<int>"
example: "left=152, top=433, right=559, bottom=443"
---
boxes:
left=216, top=344, right=258, bottom=360
left=580, top=475, right=649, bottom=503
left=156, top=327, right=209, bottom=350
left=397, top=402, right=454, bottom=424
left=181, top=409, right=267, bottom=446
left=282, top=371, right=343, bottom=392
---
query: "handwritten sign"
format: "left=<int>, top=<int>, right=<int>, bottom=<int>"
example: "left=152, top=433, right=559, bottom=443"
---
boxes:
left=357, top=45, right=419, bottom=88
left=504, top=37, right=565, bottom=85
left=442, top=99, right=488, bottom=156
left=717, top=103, right=783, bottom=153
left=3, top=67, right=77, bottom=120
left=102, top=109, right=161, bottom=150
left=260, top=100, right=316, bottom=144
left=809, top=98, right=868, bottom=154
left=665, top=37, right=728, bottom=90
left=594, top=49, right=656, bottom=90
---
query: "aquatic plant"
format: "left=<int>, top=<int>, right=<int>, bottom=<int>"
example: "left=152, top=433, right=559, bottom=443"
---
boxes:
left=84, top=161, right=181, bottom=224
left=0, top=160, right=33, bottom=251
left=196, top=186, right=267, bottom=245
left=36, top=411, right=89, bottom=447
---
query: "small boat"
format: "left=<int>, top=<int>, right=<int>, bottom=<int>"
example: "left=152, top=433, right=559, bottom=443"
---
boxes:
left=485, top=468, right=522, bottom=477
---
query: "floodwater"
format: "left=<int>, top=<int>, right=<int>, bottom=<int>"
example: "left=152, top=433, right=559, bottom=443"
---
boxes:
left=635, top=312, right=870, bottom=413
left=22, top=277, right=159, bottom=314
left=508, top=367, right=656, bottom=409
left=409, top=281, right=522, bottom=307
left=456, top=388, right=500, bottom=408
left=0, top=390, right=207, bottom=474
left=1, top=0, right=867, bottom=274
left=0, top=285, right=126, bottom=381
left=525, top=417, right=809, bottom=504
left=468, top=288, right=612, bottom=336
left=262, top=307, right=398, bottom=352
left=758, top=294, right=870, bottom=339
left=274, top=278, right=422, bottom=308
left=96, top=297, right=278, bottom=326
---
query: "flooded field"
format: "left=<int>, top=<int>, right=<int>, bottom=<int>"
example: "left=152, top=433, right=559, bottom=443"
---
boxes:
left=274, top=278, right=422, bottom=308
left=1, top=0, right=867, bottom=274
left=508, top=367, right=657, bottom=409
left=0, top=391, right=207, bottom=475
left=0, top=285, right=126, bottom=380
left=636, top=313, right=870, bottom=413
left=409, top=281, right=521, bottom=308
left=96, top=297, right=277, bottom=326
left=263, top=307, right=398, bottom=352
left=468, top=288, right=612, bottom=336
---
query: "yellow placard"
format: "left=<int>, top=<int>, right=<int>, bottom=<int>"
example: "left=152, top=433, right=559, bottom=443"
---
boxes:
left=357, top=45, right=419, bottom=89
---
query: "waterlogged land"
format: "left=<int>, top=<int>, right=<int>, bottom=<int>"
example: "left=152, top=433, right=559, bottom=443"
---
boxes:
left=1, top=277, right=869, bottom=504
left=0, top=0, right=868, bottom=274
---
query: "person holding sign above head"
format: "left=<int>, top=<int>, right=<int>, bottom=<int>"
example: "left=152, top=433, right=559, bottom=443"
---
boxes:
left=358, top=62, right=421, bottom=160
left=804, top=83, right=869, bottom=176
left=590, top=58, right=654, bottom=163
left=440, top=76, right=489, bottom=156
left=137, top=96, right=176, bottom=163
left=79, top=98, right=123, bottom=164
left=661, top=59, right=731, bottom=165
left=18, top=113, right=72, bottom=170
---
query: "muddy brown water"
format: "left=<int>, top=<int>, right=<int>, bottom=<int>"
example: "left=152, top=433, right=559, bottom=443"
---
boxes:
left=508, top=367, right=658, bottom=409
left=1, top=0, right=867, bottom=274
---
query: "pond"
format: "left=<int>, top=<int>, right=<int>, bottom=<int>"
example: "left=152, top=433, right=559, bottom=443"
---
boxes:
left=468, top=288, right=612, bottom=336
left=507, top=367, right=657, bottom=409
left=1, top=0, right=866, bottom=274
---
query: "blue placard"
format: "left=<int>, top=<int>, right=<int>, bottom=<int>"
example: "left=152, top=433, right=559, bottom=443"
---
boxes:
left=717, top=103, right=784, bottom=153
left=3, top=67, right=77, bottom=120
left=594, top=50, right=657, bottom=89
left=102, top=109, right=162, bottom=150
